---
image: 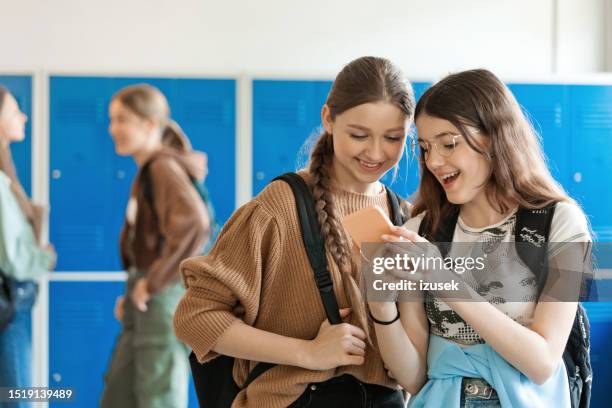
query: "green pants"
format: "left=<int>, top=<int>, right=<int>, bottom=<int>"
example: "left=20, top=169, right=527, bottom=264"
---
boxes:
left=100, top=273, right=189, bottom=408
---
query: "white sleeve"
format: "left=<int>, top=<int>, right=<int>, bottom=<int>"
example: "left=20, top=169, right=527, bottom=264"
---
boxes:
left=549, top=201, right=591, bottom=243
left=403, top=213, right=425, bottom=233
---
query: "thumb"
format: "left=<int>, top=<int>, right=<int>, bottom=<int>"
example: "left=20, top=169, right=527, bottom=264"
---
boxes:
left=136, top=301, right=148, bottom=312
left=339, top=308, right=352, bottom=318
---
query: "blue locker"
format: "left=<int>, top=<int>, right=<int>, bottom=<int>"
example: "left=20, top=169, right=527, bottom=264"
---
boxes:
left=173, top=79, right=236, bottom=223
left=50, top=77, right=120, bottom=271
left=49, top=281, right=200, bottom=408
left=384, top=81, right=431, bottom=199
left=49, top=281, right=124, bottom=408
left=508, top=84, right=570, bottom=188
left=252, top=80, right=332, bottom=194
left=252, top=79, right=430, bottom=199
left=0, top=75, right=32, bottom=195
left=567, top=85, right=612, bottom=242
left=50, top=76, right=236, bottom=271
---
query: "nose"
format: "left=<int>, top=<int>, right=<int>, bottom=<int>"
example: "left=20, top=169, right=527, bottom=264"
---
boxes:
left=426, top=145, right=445, bottom=170
left=365, top=138, right=385, bottom=162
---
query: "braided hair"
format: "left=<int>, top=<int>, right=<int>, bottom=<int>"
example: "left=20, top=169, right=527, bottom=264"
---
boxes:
left=308, top=56, right=415, bottom=339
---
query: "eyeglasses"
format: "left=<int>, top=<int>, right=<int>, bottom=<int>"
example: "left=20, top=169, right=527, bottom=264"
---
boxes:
left=410, top=134, right=462, bottom=161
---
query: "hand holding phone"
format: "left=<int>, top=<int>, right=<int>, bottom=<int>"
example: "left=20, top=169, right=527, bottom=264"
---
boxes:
left=342, top=207, right=394, bottom=249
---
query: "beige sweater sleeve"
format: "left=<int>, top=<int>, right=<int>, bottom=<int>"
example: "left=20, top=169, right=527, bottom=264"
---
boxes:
left=173, top=198, right=282, bottom=362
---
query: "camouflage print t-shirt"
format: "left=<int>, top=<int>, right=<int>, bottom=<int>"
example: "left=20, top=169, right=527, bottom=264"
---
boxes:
left=403, top=202, right=590, bottom=346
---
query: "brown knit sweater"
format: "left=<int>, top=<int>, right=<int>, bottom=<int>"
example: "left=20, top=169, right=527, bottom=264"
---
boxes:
left=174, top=174, right=399, bottom=407
left=120, top=148, right=210, bottom=294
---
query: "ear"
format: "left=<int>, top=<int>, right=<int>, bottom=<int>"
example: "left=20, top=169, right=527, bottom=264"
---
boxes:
left=321, top=104, right=333, bottom=134
left=142, top=116, right=158, bottom=133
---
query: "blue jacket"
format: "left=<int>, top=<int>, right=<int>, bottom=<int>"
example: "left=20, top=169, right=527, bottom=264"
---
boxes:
left=408, top=334, right=570, bottom=408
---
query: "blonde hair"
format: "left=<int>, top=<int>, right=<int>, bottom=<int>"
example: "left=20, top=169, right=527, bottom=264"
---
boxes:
left=112, top=84, right=192, bottom=152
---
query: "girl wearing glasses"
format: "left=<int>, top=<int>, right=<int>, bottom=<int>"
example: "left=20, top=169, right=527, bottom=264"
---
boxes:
left=370, top=69, right=591, bottom=407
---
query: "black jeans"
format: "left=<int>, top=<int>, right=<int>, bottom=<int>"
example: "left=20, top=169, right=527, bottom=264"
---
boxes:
left=289, top=374, right=404, bottom=408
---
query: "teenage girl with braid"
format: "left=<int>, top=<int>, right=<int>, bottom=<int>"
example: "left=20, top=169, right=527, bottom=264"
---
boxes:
left=173, top=56, right=415, bottom=408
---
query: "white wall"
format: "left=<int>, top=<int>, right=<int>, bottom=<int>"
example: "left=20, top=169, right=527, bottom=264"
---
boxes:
left=556, top=0, right=607, bottom=73
left=607, top=0, right=612, bottom=71
left=1, top=0, right=607, bottom=77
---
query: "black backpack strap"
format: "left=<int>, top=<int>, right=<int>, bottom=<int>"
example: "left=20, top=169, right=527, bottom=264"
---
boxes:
left=385, top=188, right=406, bottom=226
left=515, top=204, right=593, bottom=408
left=515, top=204, right=557, bottom=296
left=242, top=360, right=275, bottom=389
left=139, top=159, right=163, bottom=229
left=241, top=173, right=343, bottom=389
left=140, top=160, right=154, bottom=208
left=418, top=208, right=459, bottom=258
left=273, top=173, right=342, bottom=324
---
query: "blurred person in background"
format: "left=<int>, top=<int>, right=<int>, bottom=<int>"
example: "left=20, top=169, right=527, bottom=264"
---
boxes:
left=100, top=84, right=211, bottom=408
left=0, top=86, right=56, bottom=402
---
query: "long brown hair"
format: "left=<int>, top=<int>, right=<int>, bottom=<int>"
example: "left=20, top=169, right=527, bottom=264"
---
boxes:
left=412, top=69, right=571, bottom=237
left=0, top=86, right=42, bottom=242
left=307, top=56, right=415, bottom=336
left=112, top=84, right=192, bottom=152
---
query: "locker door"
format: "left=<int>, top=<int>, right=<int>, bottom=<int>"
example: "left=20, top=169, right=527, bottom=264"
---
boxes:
left=384, top=81, right=431, bottom=200
left=49, top=281, right=124, bottom=408
left=568, top=85, right=612, bottom=241
left=49, top=280, right=200, bottom=408
left=508, top=84, right=570, bottom=189
left=50, top=77, right=121, bottom=271
left=175, top=79, right=236, bottom=224
left=253, top=80, right=332, bottom=195
left=0, top=75, right=33, bottom=195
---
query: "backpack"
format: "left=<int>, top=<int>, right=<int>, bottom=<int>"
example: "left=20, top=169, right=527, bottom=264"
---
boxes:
left=0, top=269, right=15, bottom=330
left=188, top=172, right=407, bottom=407
left=141, top=159, right=221, bottom=255
left=418, top=204, right=592, bottom=408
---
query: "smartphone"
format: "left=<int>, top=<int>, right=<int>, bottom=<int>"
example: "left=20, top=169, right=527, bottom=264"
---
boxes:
left=342, top=207, right=394, bottom=249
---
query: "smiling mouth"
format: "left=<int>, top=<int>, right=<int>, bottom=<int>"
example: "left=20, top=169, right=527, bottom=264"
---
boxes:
left=440, top=170, right=461, bottom=187
left=357, top=159, right=384, bottom=172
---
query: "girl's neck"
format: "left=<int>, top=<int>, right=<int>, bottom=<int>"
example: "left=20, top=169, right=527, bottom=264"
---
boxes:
left=0, top=135, right=9, bottom=149
left=459, top=191, right=516, bottom=229
left=133, top=144, right=163, bottom=167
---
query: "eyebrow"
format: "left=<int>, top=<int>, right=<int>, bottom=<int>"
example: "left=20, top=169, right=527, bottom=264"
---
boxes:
left=347, top=124, right=405, bottom=132
left=418, top=131, right=458, bottom=141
